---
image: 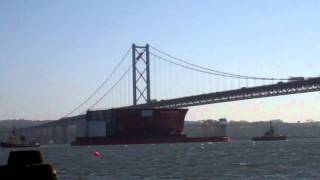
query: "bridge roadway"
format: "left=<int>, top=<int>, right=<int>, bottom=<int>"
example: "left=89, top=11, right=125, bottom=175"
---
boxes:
left=16, top=77, right=320, bottom=144
left=133, top=77, right=320, bottom=108
left=17, top=115, right=86, bottom=144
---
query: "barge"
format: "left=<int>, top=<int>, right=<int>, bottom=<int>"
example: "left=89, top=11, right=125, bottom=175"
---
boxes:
left=71, top=108, right=230, bottom=145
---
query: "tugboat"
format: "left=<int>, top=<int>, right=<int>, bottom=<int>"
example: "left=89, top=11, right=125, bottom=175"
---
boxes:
left=252, top=121, right=286, bottom=141
left=1, top=127, right=40, bottom=148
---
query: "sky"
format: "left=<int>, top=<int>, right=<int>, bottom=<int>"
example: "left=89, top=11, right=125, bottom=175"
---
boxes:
left=1, top=0, right=320, bottom=122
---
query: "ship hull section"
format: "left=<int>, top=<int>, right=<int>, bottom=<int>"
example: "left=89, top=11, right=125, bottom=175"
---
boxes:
left=113, top=109, right=187, bottom=137
left=72, top=108, right=230, bottom=145
left=252, top=136, right=286, bottom=141
left=1, top=142, right=40, bottom=148
left=71, top=135, right=230, bottom=145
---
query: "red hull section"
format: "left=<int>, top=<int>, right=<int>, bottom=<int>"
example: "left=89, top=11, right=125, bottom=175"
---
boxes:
left=113, top=109, right=187, bottom=137
left=73, top=108, right=229, bottom=145
left=71, top=135, right=230, bottom=145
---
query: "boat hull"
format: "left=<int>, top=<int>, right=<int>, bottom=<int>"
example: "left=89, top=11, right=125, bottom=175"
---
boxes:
left=252, top=136, right=286, bottom=141
left=1, top=142, right=40, bottom=148
left=71, top=135, right=230, bottom=145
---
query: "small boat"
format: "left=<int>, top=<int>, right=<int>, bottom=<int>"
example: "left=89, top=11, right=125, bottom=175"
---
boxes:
left=252, top=121, right=286, bottom=141
left=1, top=127, right=40, bottom=148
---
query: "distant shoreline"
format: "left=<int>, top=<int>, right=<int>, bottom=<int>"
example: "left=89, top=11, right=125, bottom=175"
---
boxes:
left=1, top=119, right=320, bottom=142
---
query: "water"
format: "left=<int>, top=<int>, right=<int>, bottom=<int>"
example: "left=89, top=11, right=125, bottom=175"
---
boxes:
left=1, top=138, right=320, bottom=179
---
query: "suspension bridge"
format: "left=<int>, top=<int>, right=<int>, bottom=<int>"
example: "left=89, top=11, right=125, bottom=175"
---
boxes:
left=17, top=44, right=320, bottom=144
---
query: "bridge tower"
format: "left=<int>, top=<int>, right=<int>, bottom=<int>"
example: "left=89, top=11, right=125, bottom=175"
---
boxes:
left=132, top=44, right=151, bottom=105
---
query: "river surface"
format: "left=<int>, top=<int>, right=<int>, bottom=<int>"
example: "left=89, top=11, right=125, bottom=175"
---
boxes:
left=1, top=138, right=320, bottom=180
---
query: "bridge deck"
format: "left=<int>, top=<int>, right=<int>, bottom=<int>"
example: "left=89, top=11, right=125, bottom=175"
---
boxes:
left=133, top=77, right=320, bottom=108
left=18, top=77, right=320, bottom=131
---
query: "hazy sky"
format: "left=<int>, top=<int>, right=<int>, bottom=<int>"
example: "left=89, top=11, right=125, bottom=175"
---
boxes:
left=1, top=0, right=320, bottom=122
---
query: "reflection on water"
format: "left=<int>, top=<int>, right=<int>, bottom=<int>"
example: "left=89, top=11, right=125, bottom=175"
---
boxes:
left=1, top=138, right=320, bottom=180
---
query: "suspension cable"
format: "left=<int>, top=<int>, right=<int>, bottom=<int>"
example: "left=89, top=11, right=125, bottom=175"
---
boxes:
left=63, top=46, right=131, bottom=117
left=150, top=45, right=289, bottom=81
left=88, top=64, right=132, bottom=110
left=151, top=52, right=244, bottom=78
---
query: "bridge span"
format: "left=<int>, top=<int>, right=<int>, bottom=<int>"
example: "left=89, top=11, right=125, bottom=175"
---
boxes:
left=16, top=77, right=320, bottom=144
left=134, top=77, right=320, bottom=108
left=14, top=44, right=320, bottom=144
left=17, top=115, right=85, bottom=144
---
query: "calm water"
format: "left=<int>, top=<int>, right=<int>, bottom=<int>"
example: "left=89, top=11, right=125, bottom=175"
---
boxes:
left=1, top=138, right=320, bottom=180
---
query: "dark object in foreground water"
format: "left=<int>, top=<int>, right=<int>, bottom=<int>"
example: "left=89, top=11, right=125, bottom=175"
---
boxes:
left=1, top=127, right=40, bottom=148
left=0, top=150, right=57, bottom=180
left=252, top=121, right=287, bottom=141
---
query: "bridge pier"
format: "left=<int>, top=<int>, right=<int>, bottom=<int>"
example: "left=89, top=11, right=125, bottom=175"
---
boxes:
left=50, top=126, right=57, bottom=144
left=62, top=125, right=68, bottom=144
left=37, top=128, right=45, bottom=144
left=41, top=128, right=50, bottom=144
